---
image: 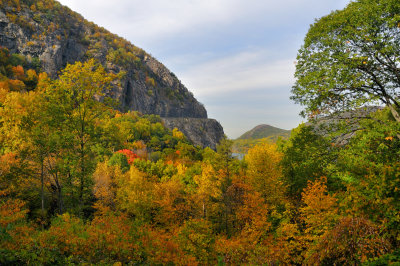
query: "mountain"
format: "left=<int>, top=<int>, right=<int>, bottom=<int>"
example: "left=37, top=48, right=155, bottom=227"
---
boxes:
left=237, top=124, right=291, bottom=141
left=232, top=124, right=291, bottom=154
left=0, top=0, right=223, bottom=149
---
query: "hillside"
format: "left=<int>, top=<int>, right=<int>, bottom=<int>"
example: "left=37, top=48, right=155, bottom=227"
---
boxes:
left=0, top=0, right=223, bottom=148
left=233, top=124, right=291, bottom=154
left=237, top=124, right=291, bottom=140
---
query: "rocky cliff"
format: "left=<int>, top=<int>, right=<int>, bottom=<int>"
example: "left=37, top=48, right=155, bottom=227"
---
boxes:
left=162, top=118, right=225, bottom=150
left=0, top=0, right=224, bottom=148
left=308, top=106, right=383, bottom=145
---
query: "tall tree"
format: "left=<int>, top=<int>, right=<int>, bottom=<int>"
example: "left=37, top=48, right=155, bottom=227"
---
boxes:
left=245, top=142, right=285, bottom=206
left=291, top=0, right=400, bottom=121
left=278, top=123, right=334, bottom=199
left=43, top=59, right=116, bottom=215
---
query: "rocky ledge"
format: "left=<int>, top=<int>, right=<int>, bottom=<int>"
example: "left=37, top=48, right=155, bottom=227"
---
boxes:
left=162, top=118, right=225, bottom=150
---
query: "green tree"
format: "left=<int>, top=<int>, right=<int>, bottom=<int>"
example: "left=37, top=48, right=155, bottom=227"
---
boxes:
left=330, top=109, right=400, bottom=244
left=176, top=218, right=216, bottom=264
left=278, top=123, right=334, bottom=200
left=291, top=0, right=400, bottom=121
left=43, top=59, right=116, bottom=215
left=108, top=152, right=130, bottom=173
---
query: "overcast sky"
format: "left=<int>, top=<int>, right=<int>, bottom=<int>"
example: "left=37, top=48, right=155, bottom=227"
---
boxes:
left=58, top=0, right=350, bottom=138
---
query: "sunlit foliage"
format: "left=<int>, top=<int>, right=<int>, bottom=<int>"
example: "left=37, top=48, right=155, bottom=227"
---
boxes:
left=1, top=0, right=400, bottom=264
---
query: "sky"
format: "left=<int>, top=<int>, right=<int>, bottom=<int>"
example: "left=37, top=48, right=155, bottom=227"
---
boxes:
left=57, top=0, right=350, bottom=139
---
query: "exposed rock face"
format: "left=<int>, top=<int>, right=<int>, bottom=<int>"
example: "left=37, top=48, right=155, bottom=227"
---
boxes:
left=0, top=1, right=224, bottom=148
left=116, top=55, right=208, bottom=118
left=162, top=118, right=224, bottom=150
left=308, top=106, right=383, bottom=145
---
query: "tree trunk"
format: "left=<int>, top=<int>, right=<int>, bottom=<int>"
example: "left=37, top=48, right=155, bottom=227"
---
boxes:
left=58, top=188, right=64, bottom=214
left=54, top=172, right=64, bottom=214
left=40, top=159, right=45, bottom=229
left=79, top=143, right=85, bottom=217
left=387, top=103, right=400, bottom=123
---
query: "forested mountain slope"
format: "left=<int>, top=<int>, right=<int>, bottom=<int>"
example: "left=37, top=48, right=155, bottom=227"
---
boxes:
left=237, top=124, right=290, bottom=140
left=233, top=124, right=291, bottom=154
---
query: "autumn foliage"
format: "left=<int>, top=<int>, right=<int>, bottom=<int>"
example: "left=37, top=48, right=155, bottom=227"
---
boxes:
left=1, top=13, right=400, bottom=264
left=116, top=149, right=138, bottom=164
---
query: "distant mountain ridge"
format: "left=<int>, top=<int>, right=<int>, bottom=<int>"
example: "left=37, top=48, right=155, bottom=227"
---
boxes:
left=237, top=124, right=291, bottom=140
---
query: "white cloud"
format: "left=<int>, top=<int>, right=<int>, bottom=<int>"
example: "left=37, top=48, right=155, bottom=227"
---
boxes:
left=178, top=49, right=295, bottom=97
left=58, top=0, right=243, bottom=42
left=58, top=0, right=350, bottom=45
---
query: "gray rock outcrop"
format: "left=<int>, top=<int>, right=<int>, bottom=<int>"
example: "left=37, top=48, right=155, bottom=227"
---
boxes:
left=162, top=118, right=225, bottom=150
left=308, top=106, right=383, bottom=145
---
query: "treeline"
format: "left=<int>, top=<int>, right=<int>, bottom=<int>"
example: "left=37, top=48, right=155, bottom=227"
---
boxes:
left=1, top=47, right=400, bottom=264
left=233, top=137, right=284, bottom=154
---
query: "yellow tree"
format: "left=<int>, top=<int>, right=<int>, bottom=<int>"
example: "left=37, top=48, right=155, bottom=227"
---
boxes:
left=0, top=90, right=38, bottom=154
left=193, top=163, right=222, bottom=218
left=154, top=174, right=191, bottom=227
left=43, top=59, right=117, bottom=215
left=245, top=143, right=286, bottom=206
left=92, top=161, right=123, bottom=212
left=115, top=167, right=155, bottom=222
left=0, top=90, right=45, bottom=219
